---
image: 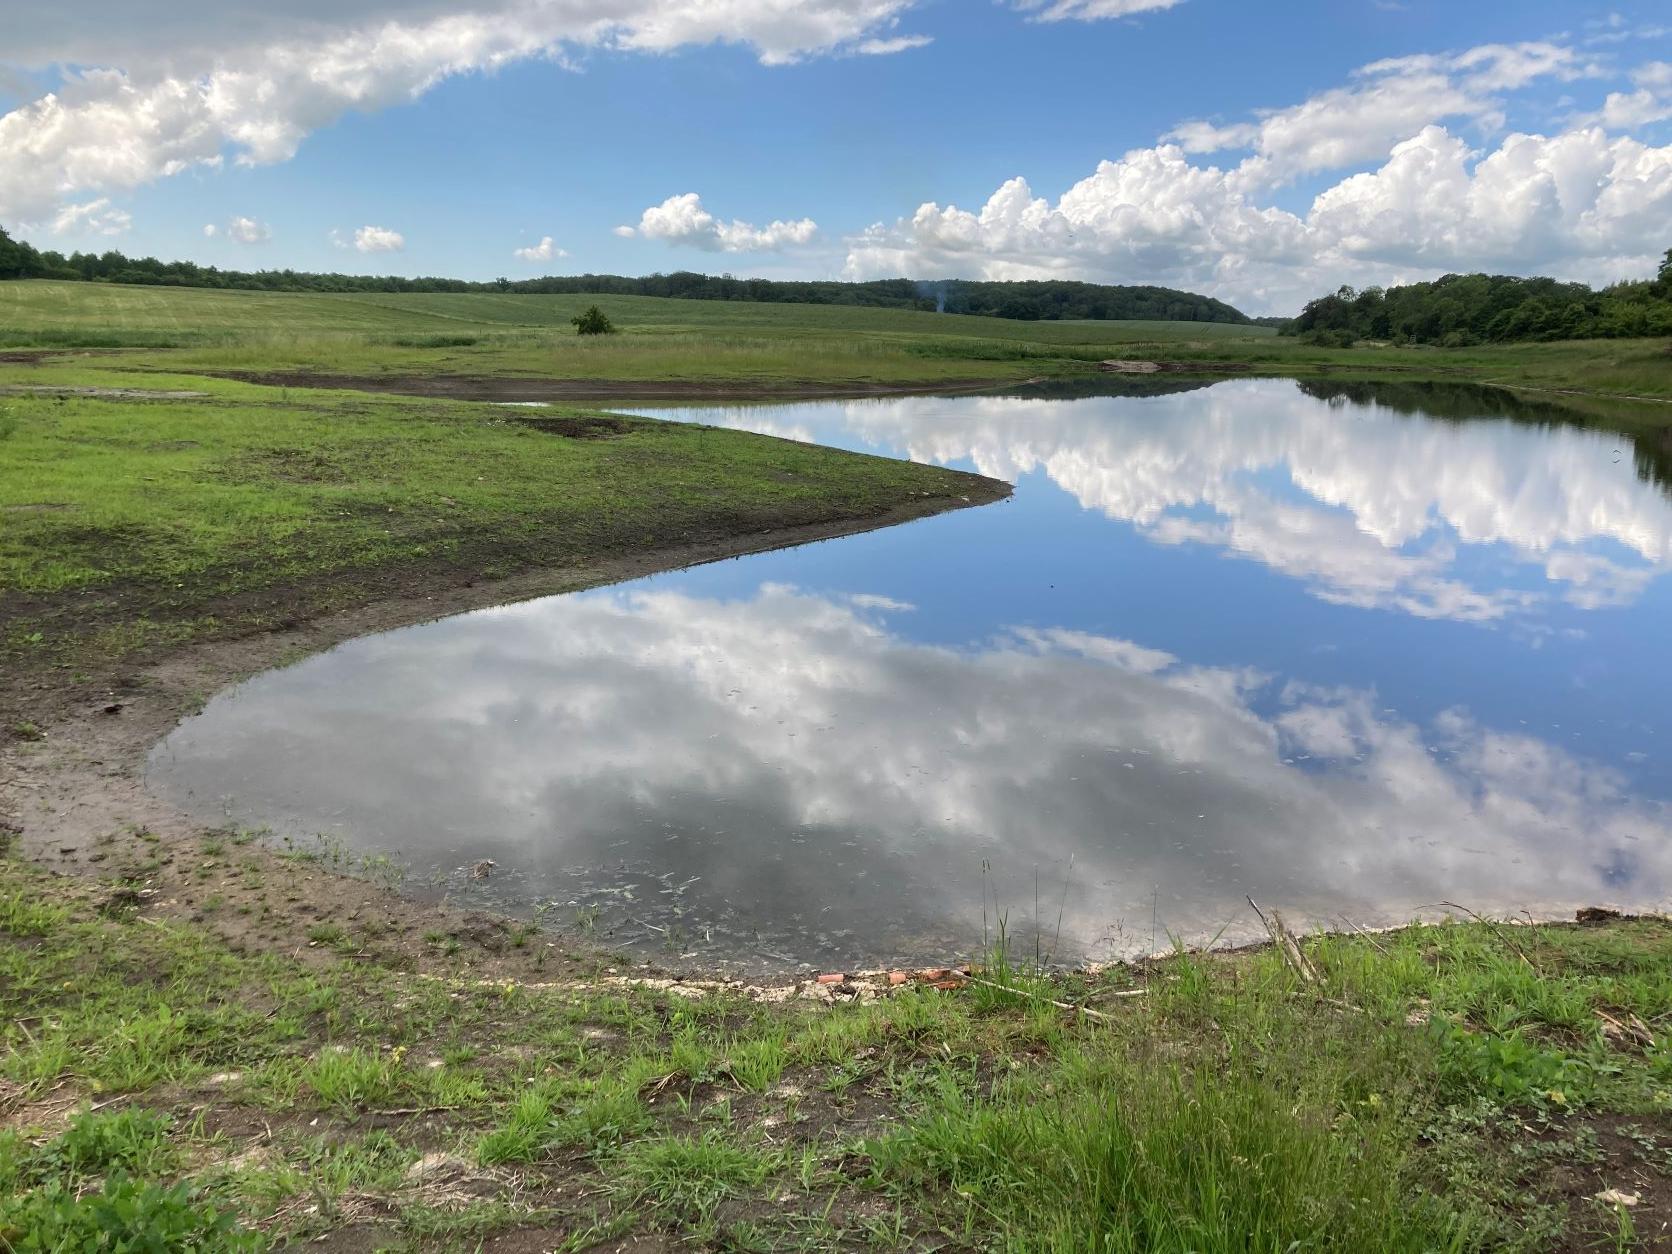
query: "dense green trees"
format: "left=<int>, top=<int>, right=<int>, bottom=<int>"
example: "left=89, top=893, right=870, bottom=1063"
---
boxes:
left=1291, top=262, right=1672, bottom=345
left=0, top=226, right=1248, bottom=325
left=928, top=279, right=1246, bottom=323
left=0, top=226, right=40, bottom=279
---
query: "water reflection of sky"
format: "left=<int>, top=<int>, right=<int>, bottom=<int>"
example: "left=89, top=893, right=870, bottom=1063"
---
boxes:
left=147, top=381, right=1672, bottom=967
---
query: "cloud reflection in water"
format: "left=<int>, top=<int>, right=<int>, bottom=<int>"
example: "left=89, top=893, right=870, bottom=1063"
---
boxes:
left=688, top=382, right=1672, bottom=622
left=150, top=581, right=1672, bottom=965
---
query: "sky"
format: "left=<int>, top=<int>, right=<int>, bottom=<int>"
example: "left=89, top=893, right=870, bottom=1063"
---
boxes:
left=2, top=0, right=1670, bottom=314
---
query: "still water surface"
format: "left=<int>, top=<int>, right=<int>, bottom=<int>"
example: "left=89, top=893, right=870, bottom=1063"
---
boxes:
left=148, top=380, right=1672, bottom=968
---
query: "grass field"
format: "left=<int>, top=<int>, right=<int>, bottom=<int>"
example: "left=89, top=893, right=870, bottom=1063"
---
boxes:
left=2, top=850, right=1669, bottom=1250
left=0, top=280, right=1280, bottom=342
left=4, top=280, right=1669, bottom=401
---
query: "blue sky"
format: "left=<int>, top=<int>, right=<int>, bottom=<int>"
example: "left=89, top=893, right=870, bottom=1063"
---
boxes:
left=3, top=1, right=1670, bottom=312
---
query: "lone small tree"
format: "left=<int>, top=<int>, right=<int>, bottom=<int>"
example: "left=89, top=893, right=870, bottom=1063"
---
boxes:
left=571, top=305, right=616, bottom=335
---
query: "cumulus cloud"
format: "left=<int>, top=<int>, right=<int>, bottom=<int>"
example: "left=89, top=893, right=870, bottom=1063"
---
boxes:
left=1573, top=60, right=1672, bottom=128
left=843, top=150, right=1317, bottom=306
left=513, top=235, right=566, bottom=262
left=1167, top=41, right=1593, bottom=186
left=618, top=192, right=819, bottom=252
left=353, top=224, right=404, bottom=253
left=223, top=214, right=270, bottom=243
left=846, top=44, right=1672, bottom=312
left=0, top=1, right=931, bottom=223
left=49, top=197, right=130, bottom=236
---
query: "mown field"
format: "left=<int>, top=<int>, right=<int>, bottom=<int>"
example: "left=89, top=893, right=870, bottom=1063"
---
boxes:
left=4, top=279, right=1669, bottom=400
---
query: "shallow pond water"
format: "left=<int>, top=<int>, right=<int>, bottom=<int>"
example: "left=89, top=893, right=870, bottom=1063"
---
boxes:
left=148, top=379, right=1672, bottom=969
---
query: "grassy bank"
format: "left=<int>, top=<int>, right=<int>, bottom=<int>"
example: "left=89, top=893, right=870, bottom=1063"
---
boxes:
left=0, top=362, right=1004, bottom=711
left=2, top=852, right=1668, bottom=1250
left=3, top=280, right=1669, bottom=402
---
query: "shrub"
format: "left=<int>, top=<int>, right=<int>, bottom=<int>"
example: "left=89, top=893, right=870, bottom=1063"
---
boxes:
left=571, top=305, right=616, bottom=336
left=1300, top=328, right=1358, bottom=348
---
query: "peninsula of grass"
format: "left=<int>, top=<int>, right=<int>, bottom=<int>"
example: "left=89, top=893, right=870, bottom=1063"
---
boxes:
left=2, top=852, right=1669, bottom=1250
left=0, top=362, right=1005, bottom=717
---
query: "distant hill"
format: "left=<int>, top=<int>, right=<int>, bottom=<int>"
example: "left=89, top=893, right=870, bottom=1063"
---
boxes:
left=0, top=225, right=1250, bottom=326
left=1290, top=256, right=1672, bottom=345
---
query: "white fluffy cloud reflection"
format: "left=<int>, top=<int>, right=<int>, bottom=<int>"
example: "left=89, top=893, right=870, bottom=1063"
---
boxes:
left=687, top=383, right=1672, bottom=623
left=152, top=580, right=1672, bottom=962
left=845, top=41, right=1672, bottom=310
left=617, top=193, right=819, bottom=253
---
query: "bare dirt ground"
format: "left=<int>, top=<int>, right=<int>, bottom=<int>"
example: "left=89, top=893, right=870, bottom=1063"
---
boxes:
left=209, top=371, right=1019, bottom=403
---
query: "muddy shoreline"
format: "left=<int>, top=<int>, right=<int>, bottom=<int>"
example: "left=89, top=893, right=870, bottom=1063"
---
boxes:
left=207, top=369, right=1032, bottom=403
left=2, top=487, right=1007, bottom=983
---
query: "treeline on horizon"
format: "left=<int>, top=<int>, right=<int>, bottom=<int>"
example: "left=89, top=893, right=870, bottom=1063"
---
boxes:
left=0, top=225, right=1247, bottom=325
left=1291, top=251, right=1672, bottom=346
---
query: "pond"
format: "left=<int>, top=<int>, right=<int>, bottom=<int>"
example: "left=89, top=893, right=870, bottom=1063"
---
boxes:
left=146, top=379, right=1672, bottom=970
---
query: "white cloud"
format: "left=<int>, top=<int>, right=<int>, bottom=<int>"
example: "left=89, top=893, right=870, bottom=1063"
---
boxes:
left=618, top=192, right=819, bottom=253
left=846, top=41, right=1672, bottom=312
left=0, top=1, right=930, bottom=223
left=852, top=34, right=933, bottom=55
left=1168, top=41, right=1593, bottom=187
left=225, top=214, right=270, bottom=243
left=1009, top=0, right=1183, bottom=20
left=202, top=223, right=217, bottom=238
left=353, top=224, right=404, bottom=253
left=49, top=196, right=130, bottom=236
left=513, top=234, right=566, bottom=262
left=843, top=149, right=1315, bottom=307
left=1308, top=125, right=1672, bottom=276
left=1573, top=62, right=1672, bottom=129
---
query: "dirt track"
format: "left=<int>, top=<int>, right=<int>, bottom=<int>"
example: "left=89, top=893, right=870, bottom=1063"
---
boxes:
left=211, top=370, right=1017, bottom=403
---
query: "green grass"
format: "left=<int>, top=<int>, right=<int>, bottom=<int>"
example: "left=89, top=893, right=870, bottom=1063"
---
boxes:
left=4, top=280, right=1668, bottom=401
left=2, top=856, right=1670, bottom=1249
left=0, top=285, right=1663, bottom=688
left=0, top=279, right=1274, bottom=343
left=0, top=359, right=1001, bottom=688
